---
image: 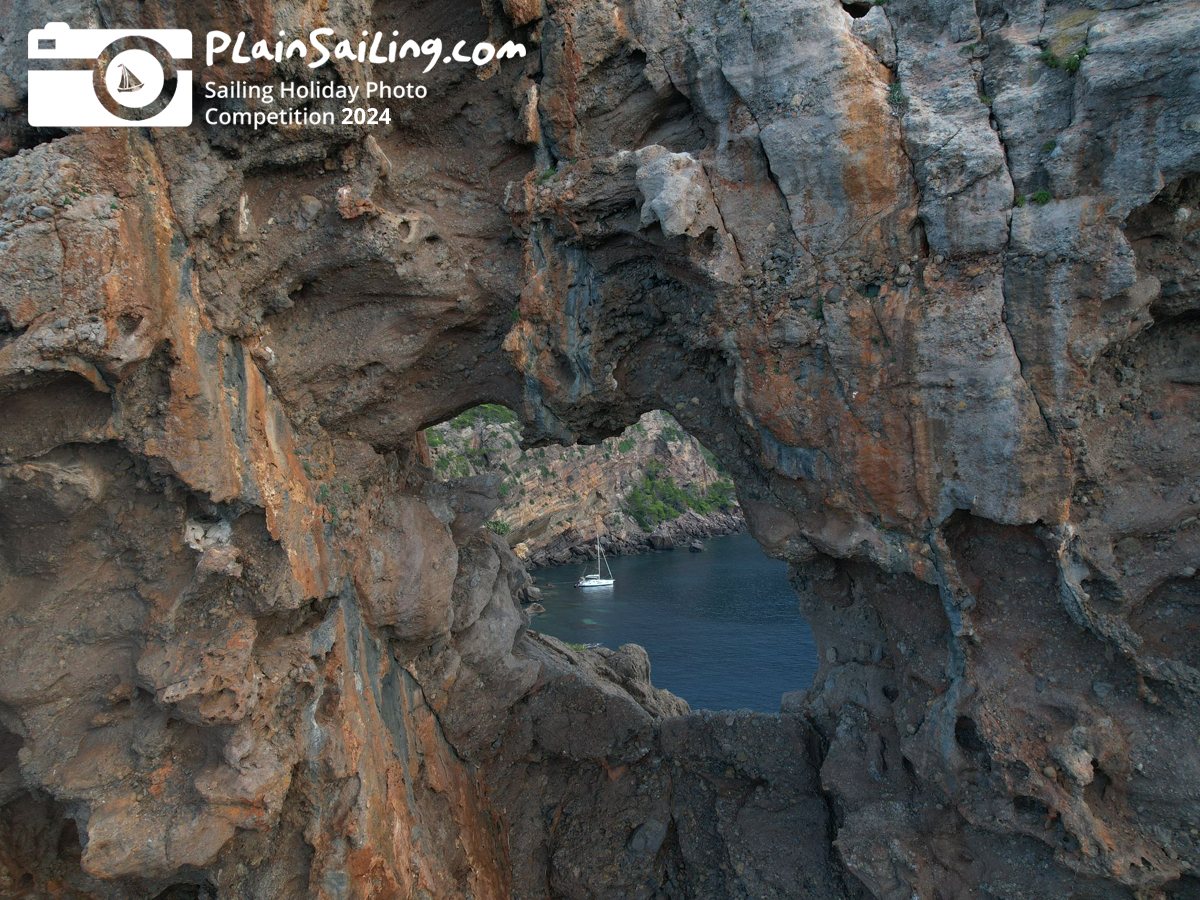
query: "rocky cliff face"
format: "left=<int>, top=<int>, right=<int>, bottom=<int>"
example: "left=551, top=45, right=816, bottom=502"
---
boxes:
left=0, top=0, right=1198, bottom=897
left=428, top=408, right=742, bottom=565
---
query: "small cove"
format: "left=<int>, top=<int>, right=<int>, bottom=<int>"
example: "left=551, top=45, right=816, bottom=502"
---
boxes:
left=529, top=532, right=819, bottom=712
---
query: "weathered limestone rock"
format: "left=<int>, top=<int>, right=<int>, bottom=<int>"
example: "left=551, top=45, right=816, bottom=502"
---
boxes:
left=0, top=0, right=1197, bottom=897
left=634, top=147, right=723, bottom=239
left=351, top=494, right=457, bottom=640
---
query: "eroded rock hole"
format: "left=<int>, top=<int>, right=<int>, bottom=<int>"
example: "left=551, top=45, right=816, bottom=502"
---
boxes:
left=0, top=118, right=69, bottom=158
left=0, top=307, right=25, bottom=351
left=116, top=313, right=144, bottom=337
left=954, top=715, right=987, bottom=754
left=1013, top=794, right=1051, bottom=824
left=1084, top=761, right=1113, bottom=809
left=841, top=1, right=874, bottom=18
left=423, top=405, right=819, bottom=711
left=0, top=374, right=113, bottom=464
left=1126, top=174, right=1200, bottom=319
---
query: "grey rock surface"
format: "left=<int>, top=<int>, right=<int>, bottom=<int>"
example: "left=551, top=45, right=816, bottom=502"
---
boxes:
left=0, top=0, right=1197, bottom=897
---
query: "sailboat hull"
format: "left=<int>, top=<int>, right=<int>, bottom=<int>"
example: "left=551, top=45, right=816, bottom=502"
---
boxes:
left=577, top=534, right=615, bottom=588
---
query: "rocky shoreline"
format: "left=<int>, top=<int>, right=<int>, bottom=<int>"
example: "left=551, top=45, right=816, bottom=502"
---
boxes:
left=522, top=509, right=746, bottom=569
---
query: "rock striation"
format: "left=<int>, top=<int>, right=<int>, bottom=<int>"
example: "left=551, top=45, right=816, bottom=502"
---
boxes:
left=0, top=0, right=1198, bottom=897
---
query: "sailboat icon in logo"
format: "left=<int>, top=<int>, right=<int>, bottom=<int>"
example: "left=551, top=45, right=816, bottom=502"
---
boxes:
left=116, top=64, right=143, bottom=93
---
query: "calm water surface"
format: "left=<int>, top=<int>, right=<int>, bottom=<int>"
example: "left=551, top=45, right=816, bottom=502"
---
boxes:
left=530, top=532, right=818, bottom=712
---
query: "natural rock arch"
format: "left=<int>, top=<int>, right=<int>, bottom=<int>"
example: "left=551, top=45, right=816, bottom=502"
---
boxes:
left=0, top=0, right=1197, bottom=897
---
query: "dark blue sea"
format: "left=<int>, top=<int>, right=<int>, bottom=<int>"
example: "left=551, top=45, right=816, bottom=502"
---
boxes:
left=529, top=532, right=819, bottom=712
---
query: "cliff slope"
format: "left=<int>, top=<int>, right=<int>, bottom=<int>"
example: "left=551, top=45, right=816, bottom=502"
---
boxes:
left=427, top=408, right=742, bottom=565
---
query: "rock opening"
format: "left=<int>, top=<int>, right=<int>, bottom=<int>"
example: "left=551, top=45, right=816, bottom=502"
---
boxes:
left=424, top=405, right=820, bottom=711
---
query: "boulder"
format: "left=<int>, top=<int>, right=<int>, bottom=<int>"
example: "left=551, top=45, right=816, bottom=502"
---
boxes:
left=351, top=494, right=457, bottom=640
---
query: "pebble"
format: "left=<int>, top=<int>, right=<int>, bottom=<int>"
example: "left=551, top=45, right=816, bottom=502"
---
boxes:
left=1092, top=681, right=1113, bottom=699
left=628, top=819, right=668, bottom=855
left=299, top=195, right=323, bottom=220
left=1042, top=765, right=1056, bottom=778
left=32, top=205, right=53, bottom=219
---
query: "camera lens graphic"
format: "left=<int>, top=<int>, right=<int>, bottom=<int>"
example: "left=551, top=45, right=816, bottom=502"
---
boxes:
left=103, top=49, right=165, bottom=109
left=92, top=35, right=179, bottom=122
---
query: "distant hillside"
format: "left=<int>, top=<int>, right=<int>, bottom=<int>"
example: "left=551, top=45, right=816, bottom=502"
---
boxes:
left=426, top=408, right=743, bottom=566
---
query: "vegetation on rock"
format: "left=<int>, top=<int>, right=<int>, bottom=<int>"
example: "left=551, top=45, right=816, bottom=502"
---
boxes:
left=425, top=408, right=739, bottom=557
left=623, top=460, right=737, bottom=531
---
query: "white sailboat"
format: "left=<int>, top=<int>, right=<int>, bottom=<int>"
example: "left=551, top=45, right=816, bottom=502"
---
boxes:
left=576, top=535, right=614, bottom=587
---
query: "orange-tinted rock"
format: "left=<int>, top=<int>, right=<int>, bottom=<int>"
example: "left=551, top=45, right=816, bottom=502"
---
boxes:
left=0, top=0, right=1196, bottom=897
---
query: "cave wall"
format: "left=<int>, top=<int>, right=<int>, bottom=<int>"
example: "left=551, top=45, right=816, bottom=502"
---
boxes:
left=0, top=0, right=1198, bottom=897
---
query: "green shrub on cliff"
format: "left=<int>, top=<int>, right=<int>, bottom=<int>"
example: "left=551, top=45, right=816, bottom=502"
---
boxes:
left=622, top=462, right=737, bottom=530
left=703, top=480, right=737, bottom=512
left=449, top=404, right=517, bottom=430
left=435, top=452, right=472, bottom=478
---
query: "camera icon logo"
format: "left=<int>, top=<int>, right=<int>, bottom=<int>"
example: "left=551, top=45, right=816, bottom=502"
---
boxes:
left=28, top=23, right=193, bottom=127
